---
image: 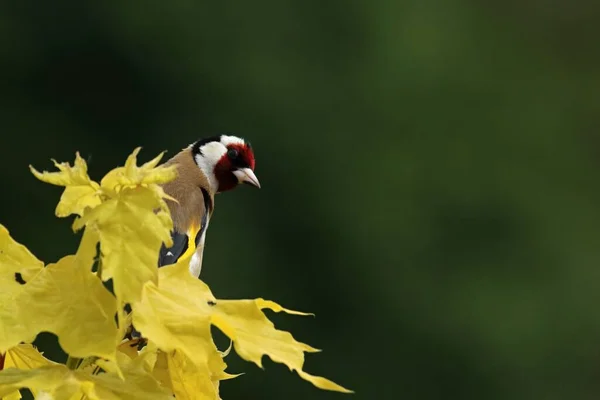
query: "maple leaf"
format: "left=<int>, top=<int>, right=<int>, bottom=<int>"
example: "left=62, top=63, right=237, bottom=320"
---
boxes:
left=167, top=349, right=238, bottom=400
left=69, top=149, right=176, bottom=306
left=0, top=352, right=172, bottom=400
left=0, top=228, right=45, bottom=349
left=72, top=187, right=171, bottom=305
left=211, top=299, right=352, bottom=393
left=132, top=257, right=352, bottom=397
left=29, top=152, right=101, bottom=217
left=146, top=346, right=173, bottom=393
left=0, top=225, right=44, bottom=282
left=0, top=226, right=117, bottom=360
left=132, top=261, right=227, bottom=399
left=31, top=148, right=177, bottom=307
left=1, top=344, right=52, bottom=400
left=100, top=148, right=177, bottom=192
left=3, top=344, right=51, bottom=371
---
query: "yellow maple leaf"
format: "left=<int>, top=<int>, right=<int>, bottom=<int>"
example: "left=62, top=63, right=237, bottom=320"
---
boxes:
left=211, top=300, right=352, bottom=393
left=167, top=349, right=238, bottom=400
left=132, top=257, right=352, bottom=396
left=0, top=352, right=172, bottom=400
left=31, top=149, right=177, bottom=307
left=132, top=273, right=225, bottom=399
left=3, top=344, right=51, bottom=371
left=100, top=148, right=177, bottom=193
left=147, top=347, right=173, bottom=393
left=94, top=351, right=174, bottom=399
left=119, top=340, right=236, bottom=400
left=29, top=152, right=101, bottom=217
left=0, top=226, right=46, bottom=351
left=0, top=225, right=44, bottom=282
left=0, top=227, right=117, bottom=361
left=2, top=344, right=53, bottom=400
left=68, top=149, right=176, bottom=306
left=72, top=187, right=172, bottom=305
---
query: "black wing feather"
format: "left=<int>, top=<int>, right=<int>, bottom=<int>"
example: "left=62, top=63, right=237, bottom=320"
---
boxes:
left=193, top=187, right=212, bottom=248
left=158, top=188, right=212, bottom=268
left=158, top=231, right=189, bottom=267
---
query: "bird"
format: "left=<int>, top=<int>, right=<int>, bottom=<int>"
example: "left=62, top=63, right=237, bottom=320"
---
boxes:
left=157, top=134, right=260, bottom=277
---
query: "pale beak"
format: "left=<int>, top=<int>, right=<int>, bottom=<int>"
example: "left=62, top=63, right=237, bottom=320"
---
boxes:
left=233, top=168, right=261, bottom=188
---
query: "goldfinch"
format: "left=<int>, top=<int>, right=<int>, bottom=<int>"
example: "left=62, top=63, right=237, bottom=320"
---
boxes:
left=158, top=135, right=260, bottom=277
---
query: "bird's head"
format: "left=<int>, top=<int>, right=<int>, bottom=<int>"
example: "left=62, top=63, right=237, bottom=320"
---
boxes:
left=191, top=135, right=260, bottom=193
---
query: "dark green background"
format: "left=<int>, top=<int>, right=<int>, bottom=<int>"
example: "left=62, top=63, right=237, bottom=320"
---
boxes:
left=2, top=1, right=600, bottom=399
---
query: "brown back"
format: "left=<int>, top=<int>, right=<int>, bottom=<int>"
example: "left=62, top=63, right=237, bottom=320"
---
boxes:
left=162, top=148, right=214, bottom=233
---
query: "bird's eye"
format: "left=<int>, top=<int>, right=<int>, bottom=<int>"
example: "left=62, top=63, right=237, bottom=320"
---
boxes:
left=227, top=148, right=239, bottom=159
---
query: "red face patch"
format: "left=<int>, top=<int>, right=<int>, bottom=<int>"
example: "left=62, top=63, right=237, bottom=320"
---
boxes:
left=225, top=143, right=255, bottom=170
left=213, top=143, right=256, bottom=192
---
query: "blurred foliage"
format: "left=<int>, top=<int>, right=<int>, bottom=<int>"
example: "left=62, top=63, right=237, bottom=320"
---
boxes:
left=1, top=0, right=600, bottom=399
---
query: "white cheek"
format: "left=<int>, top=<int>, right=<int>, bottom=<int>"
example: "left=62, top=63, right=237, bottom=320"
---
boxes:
left=194, top=142, right=226, bottom=193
